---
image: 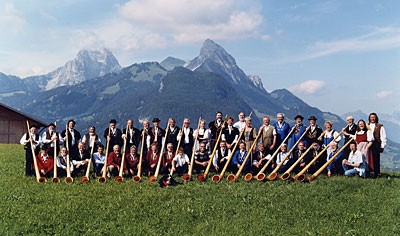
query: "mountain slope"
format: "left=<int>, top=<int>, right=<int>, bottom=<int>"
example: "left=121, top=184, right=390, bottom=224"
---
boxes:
left=23, top=48, right=121, bottom=91
left=160, top=57, right=185, bottom=70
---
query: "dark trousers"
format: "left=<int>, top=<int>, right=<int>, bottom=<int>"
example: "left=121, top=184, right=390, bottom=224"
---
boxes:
left=160, top=165, right=172, bottom=175
left=232, top=164, right=251, bottom=175
left=25, top=150, right=38, bottom=176
left=371, top=143, right=381, bottom=176
left=57, top=167, right=67, bottom=177
left=194, top=163, right=207, bottom=174
left=175, top=164, right=188, bottom=176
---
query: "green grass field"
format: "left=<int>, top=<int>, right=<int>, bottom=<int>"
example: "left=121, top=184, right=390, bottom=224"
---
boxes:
left=0, top=144, right=399, bottom=235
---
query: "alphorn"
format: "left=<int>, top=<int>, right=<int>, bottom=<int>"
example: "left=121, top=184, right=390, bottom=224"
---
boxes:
left=251, top=124, right=297, bottom=181
left=64, top=123, right=73, bottom=183
left=115, top=125, right=129, bottom=183
left=98, top=126, right=111, bottom=183
left=148, top=123, right=169, bottom=182
left=175, top=119, right=185, bottom=153
left=183, top=117, right=202, bottom=181
left=26, top=120, right=47, bottom=183
left=197, top=115, right=228, bottom=182
left=308, top=137, right=355, bottom=182
left=266, top=126, right=310, bottom=181
left=294, top=125, right=348, bottom=182
left=227, top=125, right=263, bottom=182
left=280, top=131, right=325, bottom=181
left=214, top=112, right=252, bottom=182
left=133, top=129, right=146, bottom=182
left=52, top=135, right=60, bottom=183
left=80, top=139, right=96, bottom=183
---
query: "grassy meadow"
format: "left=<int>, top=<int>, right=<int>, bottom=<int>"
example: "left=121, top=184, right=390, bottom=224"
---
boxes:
left=0, top=144, right=399, bottom=235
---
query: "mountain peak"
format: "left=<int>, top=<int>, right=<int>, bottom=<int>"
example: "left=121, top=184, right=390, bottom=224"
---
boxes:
left=42, top=48, right=121, bottom=90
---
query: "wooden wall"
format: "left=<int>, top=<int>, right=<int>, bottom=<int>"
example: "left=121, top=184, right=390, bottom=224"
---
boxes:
left=0, top=106, right=44, bottom=144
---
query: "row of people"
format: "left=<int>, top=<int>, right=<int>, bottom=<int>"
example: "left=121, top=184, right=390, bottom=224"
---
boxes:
left=21, top=111, right=386, bottom=178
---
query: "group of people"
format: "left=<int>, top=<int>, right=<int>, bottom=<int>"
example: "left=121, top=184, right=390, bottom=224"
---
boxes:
left=20, top=111, right=387, bottom=181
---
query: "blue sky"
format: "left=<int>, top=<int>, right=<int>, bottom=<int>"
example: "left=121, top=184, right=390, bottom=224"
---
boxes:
left=1, top=0, right=399, bottom=116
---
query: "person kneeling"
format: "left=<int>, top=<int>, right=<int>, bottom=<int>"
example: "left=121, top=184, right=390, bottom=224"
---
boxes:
left=342, top=142, right=365, bottom=178
left=124, top=145, right=139, bottom=177
left=35, top=147, right=54, bottom=178
left=107, top=145, right=122, bottom=178
left=194, top=143, right=210, bottom=174
left=171, top=147, right=189, bottom=176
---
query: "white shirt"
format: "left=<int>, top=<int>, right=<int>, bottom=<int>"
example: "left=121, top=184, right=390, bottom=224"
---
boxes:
left=93, top=152, right=106, bottom=164
left=352, top=130, right=374, bottom=142
left=81, top=133, right=101, bottom=147
left=56, top=155, right=74, bottom=171
left=20, top=132, right=42, bottom=148
left=42, top=131, right=63, bottom=147
left=233, top=121, right=246, bottom=130
left=369, top=123, right=387, bottom=148
left=324, top=130, right=341, bottom=142
left=213, top=148, right=231, bottom=167
left=347, top=150, right=365, bottom=176
left=276, top=152, right=290, bottom=166
left=263, top=125, right=277, bottom=135
left=173, top=154, right=189, bottom=167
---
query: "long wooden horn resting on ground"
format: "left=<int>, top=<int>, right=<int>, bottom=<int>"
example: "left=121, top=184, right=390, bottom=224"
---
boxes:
left=183, top=117, right=202, bottom=181
left=26, top=120, right=47, bottom=183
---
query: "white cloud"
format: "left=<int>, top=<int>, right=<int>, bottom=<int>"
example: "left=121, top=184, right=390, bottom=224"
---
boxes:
left=297, top=27, right=400, bottom=61
left=116, top=0, right=264, bottom=44
left=0, top=2, right=26, bottom=34
left=289, top=80, right=325, bottom=95
left=376, top=90, right=393, bottom=99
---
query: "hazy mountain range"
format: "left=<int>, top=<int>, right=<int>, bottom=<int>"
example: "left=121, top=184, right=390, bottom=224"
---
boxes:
left=0, top=39, right=398, bottom=170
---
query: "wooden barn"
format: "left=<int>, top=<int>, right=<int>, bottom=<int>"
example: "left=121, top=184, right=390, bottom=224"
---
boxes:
left=0, top=103, right=47, bottom=144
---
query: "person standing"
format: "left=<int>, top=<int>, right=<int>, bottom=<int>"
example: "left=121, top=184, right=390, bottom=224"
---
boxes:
left=122, top=119, right=141, bottom=152
left=342, top=116, right=357, bottom=157
left=61, top=119, right=81, bottom=159
left=208, top=111, right=224, bottom=152
left=178, top=118, right=194, bottom=159
left=352, top=119, right=374, bottom=176
left=289, top=115, right=307, bottom=149
left=273, top=113, right=291, bottom=148
left=20, top=124, right=42, bottom=176
left=104, top=119, right=123, bottom=154
left=81, top=126, right=101, bottom=151
left=368, top=113, right=387, bottom=177
left=41, top=123, right=62, bottom=158
left=148, top=118, right=165, bottom=150
left=305, top=116, right=323, bottom=147
left=259, top=116, right=276, bottom=155
left=221, top=116, right=239, bottom=150
left=165, top=118, right=180, bottom=152
left=233, top=112, right=246, bottom=130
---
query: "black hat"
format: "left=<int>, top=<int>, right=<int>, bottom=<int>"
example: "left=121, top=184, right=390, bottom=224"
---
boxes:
left=294, top=115, right=304, bottom=120
left=48, top=123, right=56, bottom=127
left=152, top=118, right=161, bottom=123
left=29, top=124, right=38, bottom=129
left=109, top=119, right=117, bottom=124
left=42, top=145, right=49, bottom=151
left=308, top=116, right=317, bottom=121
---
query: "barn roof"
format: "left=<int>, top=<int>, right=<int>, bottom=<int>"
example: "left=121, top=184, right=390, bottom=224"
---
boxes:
left=0, top=102, right=47, bottom=127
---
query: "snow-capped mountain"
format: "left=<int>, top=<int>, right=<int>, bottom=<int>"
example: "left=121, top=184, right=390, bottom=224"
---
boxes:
left=247, top=75, right=265, bottom=90
left=25, top=48, right=121, bottom=90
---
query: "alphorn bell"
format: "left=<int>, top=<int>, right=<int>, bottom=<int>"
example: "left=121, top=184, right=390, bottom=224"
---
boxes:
left=214, top=112, right=252, bottom=183
left=251, top=124, right=297, bottom=181
left=64, top=123, right=73, bottom=184
left=182, top=117, right=202, bottom=181
left=115, top=125, right=129, bottom=183
left=227, top=125, right=263, bottom=182
left=197, top=115, right=228, bottom=182
left=308, top=137, right=355, bottom=182
left=148, top=123, right=169, bottom=182
left=266, top=126, right=310, bottom=181
left=80, top=139, right=96, bottom=183
left=26, top=120, right=47, bottom=183
left=133, top=129, right=146, bottom=182
left=98, top=126, right=111, bottom=183
left=294, top=125, right=348, bottom=182
left=280, top=131, right=325, bottom=181
left=52, top=135, right=60, bottom=183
